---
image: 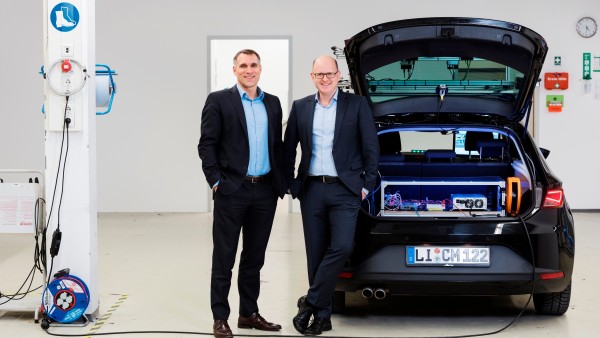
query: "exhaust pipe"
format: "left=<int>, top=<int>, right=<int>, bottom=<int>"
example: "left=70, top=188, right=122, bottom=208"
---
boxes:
left=361, top=287, right=373, bottom=299
left=374, top=288, right=387, bottom=300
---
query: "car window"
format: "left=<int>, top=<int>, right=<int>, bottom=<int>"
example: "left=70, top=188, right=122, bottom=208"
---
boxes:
left=365, top=57, right=524, bottom=104
left=400, top=130, right=454, bottom=153
left=393, top=130, right=502, bottom=156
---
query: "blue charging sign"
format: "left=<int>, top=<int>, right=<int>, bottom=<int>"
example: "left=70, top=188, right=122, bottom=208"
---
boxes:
left=50, top=2, right=80, bottom=32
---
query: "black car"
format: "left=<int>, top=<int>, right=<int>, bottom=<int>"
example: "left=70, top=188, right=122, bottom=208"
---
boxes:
left=333, top=17, right=575, bottom=315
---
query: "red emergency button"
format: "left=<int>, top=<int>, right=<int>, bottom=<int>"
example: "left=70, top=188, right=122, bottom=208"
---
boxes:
left=61, top=59, right=72, bottom=72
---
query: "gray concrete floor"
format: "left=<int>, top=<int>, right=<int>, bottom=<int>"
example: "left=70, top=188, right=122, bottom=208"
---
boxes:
left=1, top=210, right=598, bottom=338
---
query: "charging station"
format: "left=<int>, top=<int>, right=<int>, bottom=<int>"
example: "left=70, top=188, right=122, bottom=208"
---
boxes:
left=43, top=0, right=98, bottom=318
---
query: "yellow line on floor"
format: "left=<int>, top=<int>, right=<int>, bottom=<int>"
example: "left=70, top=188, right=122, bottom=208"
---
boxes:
left=84, top=294, right=128, bottom=338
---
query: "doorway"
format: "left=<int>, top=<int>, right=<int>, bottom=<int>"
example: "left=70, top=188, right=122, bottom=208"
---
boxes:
left=208, top=37, right=291, bottom=117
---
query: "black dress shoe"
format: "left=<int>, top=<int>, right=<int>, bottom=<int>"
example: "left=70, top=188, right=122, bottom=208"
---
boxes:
left=304, top=317, right=332, bottom=336
left=292, top=295, right=314, bottom=333
left=213, top=319, right=233, bottom=338
left=238, top=312, right=282, bottom=331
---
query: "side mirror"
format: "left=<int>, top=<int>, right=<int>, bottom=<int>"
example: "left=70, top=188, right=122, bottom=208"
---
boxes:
left=540, top=147, right=550, bottom=159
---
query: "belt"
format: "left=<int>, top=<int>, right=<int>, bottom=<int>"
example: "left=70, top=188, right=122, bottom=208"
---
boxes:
left=309, top=175, right=339, bottom=184
left=244, top=175, right=267, bottom=183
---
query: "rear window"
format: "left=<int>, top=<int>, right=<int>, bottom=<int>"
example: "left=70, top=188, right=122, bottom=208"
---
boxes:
left=366, top=57, right=524, bottom=104
left=382, top=130, right=502, bottom=156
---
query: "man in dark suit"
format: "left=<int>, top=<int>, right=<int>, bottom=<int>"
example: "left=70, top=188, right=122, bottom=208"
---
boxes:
left=198, top=49, right=286, bottom=338
left=283, top=55, right=379, bottom=335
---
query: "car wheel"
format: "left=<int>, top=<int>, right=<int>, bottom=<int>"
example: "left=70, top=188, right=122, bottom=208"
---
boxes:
left=533, top=281, right=571, bottom=315
left=332, top=291, right=346, bottom=314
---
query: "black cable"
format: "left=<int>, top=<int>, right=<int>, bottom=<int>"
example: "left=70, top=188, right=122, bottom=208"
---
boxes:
left=0, top=284, right=44, bottom=298
left=42, top=96, right=72, bottom=323
left=44, top=96, right=70, bottom=235
left=55, top=98, right=71, bottom=233
left=42, top=218, right=538, bottom=337
left=45, top=331, right=213, bottom=337
left=0, top=186, right=46, bottom=304
left=0, top=265, right=39, bottom=305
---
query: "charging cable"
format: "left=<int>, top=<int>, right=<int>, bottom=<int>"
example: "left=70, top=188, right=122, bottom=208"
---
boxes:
left=42, top=96, right=72, bottom=323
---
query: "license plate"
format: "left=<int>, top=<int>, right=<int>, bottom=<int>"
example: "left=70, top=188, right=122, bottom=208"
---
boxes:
left=406, top=246, right=490, bottom=267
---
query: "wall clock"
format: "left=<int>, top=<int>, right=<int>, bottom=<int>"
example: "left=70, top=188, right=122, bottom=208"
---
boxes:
left=576, top=17, right=597, bottom=38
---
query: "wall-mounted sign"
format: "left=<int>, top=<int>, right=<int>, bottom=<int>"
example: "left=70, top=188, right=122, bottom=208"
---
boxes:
left=583, top=53, right=592, bottom=80
left=50, top=2, right=79, bottom=32
left=554, top=56, right=562, bottom=66
left=544, top=72, right=569, bottom=90
left=546, top=95, right=564, bottom=113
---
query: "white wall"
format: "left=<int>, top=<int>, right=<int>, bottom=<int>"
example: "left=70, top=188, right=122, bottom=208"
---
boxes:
left=1, top=0, right=599, bottom=211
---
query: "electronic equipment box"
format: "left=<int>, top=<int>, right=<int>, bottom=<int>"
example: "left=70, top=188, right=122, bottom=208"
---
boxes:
left=380, top=176, right=505, bottom=217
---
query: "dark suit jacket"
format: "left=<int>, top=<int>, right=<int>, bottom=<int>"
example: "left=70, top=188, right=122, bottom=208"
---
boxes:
left=283, top=91, right=379, bottom=198
left=198, top=85, right=286, bottom=198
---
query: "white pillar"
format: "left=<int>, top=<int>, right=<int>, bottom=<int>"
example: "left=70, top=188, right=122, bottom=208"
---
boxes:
left=43, top=0, right=98, bottom=316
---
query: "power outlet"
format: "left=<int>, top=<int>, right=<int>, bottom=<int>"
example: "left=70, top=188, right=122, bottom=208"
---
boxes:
left=65, top=104, right=75, bottom=127
left=62, top=73, right=73, bottom=93
left=61, top=44, right=74, bottom=57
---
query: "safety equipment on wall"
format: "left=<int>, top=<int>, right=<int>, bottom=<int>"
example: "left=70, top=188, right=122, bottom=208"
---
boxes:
left=95, top=64, right=118, bottom=115
left=44, top=58, right=88, bottom=96
left=40, top=63, right=118, bottom=115
left=544, top=72, right=569, bottom=90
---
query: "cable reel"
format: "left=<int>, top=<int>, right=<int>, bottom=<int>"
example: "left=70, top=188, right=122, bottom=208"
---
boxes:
left=41, top=272, right=90, bottom=324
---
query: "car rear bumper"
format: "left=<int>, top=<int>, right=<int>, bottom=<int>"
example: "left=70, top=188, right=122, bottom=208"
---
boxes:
left=339, top=209, right=575, bottom=296
left=336, top=244, right=570, bottom=295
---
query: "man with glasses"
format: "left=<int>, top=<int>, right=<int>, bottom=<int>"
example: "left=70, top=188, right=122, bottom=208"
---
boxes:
left=198, top=49, right=286, bottom=338
left=283, top=55, right=379, bottom=335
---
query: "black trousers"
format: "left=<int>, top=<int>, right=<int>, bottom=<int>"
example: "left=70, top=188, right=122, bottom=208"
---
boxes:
left=210, top=178, right=277, bottom=320
left=299, top=180, right=360, bottom=318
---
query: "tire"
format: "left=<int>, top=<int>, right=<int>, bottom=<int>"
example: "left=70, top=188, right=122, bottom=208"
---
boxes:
left=332, top=291, right=346, bottom=314
left=533, top=282, right=571, bottom=315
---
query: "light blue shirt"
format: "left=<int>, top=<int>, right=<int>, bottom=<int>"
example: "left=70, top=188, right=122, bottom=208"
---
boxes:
left=308, top=90, right=338, bottom=177
left=238, top=84, right=270, bottom=176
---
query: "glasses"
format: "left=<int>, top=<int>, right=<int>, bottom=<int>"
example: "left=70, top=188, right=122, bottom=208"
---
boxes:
left=312, top=72, right=338, bottom=79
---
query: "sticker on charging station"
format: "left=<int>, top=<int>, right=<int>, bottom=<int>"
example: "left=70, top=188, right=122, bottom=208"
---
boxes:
left=50, top=2, right=79, bottom=32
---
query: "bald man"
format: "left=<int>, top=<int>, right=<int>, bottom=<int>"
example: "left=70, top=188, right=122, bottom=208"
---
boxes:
left=283, top=55, right=379, bottom=335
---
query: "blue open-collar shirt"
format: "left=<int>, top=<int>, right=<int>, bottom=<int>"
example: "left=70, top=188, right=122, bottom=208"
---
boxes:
left=237, top=84, right=270, bottom=176
left=308, top=90, right=339, bottom=177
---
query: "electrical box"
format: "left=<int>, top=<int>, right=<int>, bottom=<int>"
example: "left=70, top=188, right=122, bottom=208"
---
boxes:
left=0, top=183, right=41, bottom=233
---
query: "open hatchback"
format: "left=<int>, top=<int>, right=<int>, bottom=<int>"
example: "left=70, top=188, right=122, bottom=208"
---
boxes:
left=334, top=17, right=575, bottom=316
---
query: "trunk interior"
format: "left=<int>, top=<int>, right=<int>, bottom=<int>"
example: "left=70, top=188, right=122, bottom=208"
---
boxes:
left=366, top=127, right=533, bottom=218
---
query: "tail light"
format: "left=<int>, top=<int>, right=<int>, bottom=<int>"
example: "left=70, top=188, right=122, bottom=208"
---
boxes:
left=338, top=272, right=353, bottom=279
left=543, top=188, right=564, bottom=208
left=539, top=271, right=564, bottom=280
